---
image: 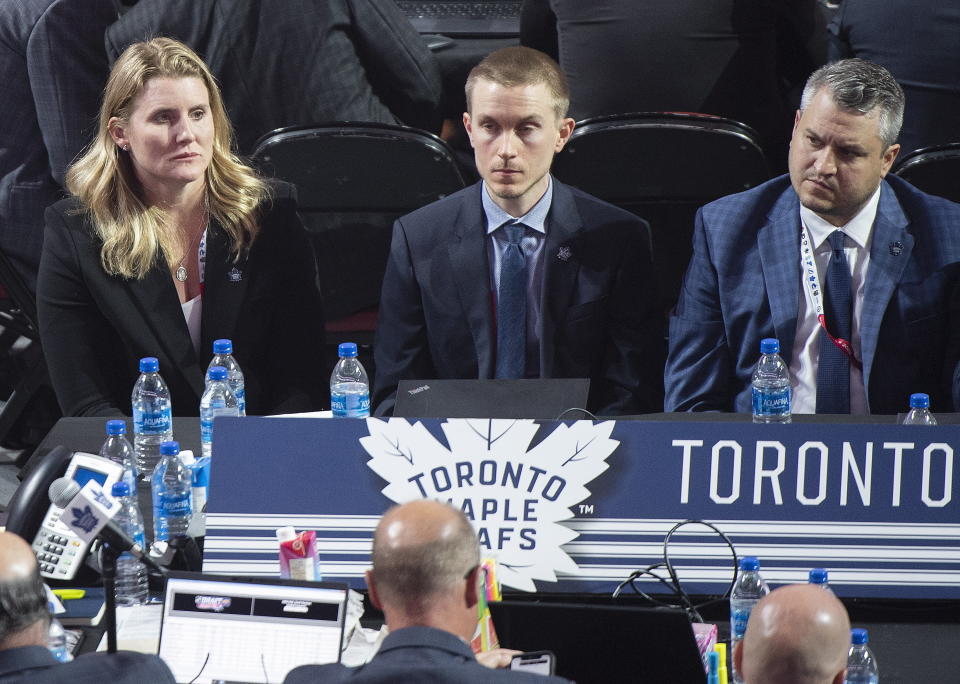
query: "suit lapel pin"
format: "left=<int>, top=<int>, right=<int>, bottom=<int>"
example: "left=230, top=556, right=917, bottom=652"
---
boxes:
left=889, top=241, right=903, bottom=256
left=228, top=267, right=243, bottom=282
left=556, top=246, right=572, bottom=262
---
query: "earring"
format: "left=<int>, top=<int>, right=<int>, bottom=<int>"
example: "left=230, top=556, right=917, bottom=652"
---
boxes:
left=121, top=144, right=129, bottom=152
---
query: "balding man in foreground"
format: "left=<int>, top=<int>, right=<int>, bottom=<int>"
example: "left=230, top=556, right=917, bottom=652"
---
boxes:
left=285, top=500, right=572, bottom=683
left=0, top=531, right=174, bottom=683
left=735, top=584, right=851, bottom=684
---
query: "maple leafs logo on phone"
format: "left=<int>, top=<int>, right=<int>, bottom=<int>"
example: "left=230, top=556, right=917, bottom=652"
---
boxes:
left=69, top=505, right=100, bottom=534
left=361, top=418, right=618, bottom=591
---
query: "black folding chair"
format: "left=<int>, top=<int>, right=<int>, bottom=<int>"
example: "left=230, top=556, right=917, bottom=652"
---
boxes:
left=893, top=142, right=960, bottom=204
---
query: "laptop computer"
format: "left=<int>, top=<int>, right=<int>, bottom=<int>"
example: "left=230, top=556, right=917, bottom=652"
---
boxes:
left=488, top=600, right=708, bottom=684
left=157, top=572, right=350, bottom=684
left=397, top=0, right=521, bottom=37
left=394, top=378, right=591, bottom=419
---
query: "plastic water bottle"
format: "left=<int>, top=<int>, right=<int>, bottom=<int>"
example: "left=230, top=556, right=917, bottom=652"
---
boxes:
left=200, top=366, right=240, bottom=458
left=151, top=441, right=192, bottom=542
left=730, top=556, right=771, bottom=684
left=845, top=628, right=879, bottom=683
left=99, top=420, right=138, bottom=488
left=208, top=339, right=246, bottom=416
left=752, top=338, right=791, bottom=423
left=902, top=393, right=937, bottom=425
left=330, top=342, right=370, bottom=418
left=47, top=602, right=71, bottom=662
left=110, top=482, right=148, bottom=606
left=808, top=567, right=833, bottom=593
left=131, top=357, right=173, bottom=476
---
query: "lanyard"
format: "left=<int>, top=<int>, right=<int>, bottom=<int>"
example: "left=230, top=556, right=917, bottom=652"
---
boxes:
left=799, top=226, right=863, bottom=371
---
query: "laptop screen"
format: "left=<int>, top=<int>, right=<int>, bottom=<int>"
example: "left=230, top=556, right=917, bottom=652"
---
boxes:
left=158, top=572, right=349, bottom=684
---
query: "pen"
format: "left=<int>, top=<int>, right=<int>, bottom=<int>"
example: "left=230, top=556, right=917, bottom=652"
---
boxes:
left=52, top=589, right=86, bottom=600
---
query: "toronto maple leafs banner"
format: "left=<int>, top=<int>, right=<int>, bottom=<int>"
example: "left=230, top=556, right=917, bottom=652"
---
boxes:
left=203, top=417, right=960, bottom=599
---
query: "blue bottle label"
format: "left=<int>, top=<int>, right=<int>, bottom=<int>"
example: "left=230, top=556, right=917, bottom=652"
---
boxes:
left=232, top=385, right=246, bottom=414
left=134, top=406, right=171, bottom=434
left=200, top=404, right=239, bottom=444
left=331, top=391, right=370, bottom=418
left=732, top=607, right=751, bottom=639
left=752, top=386, right=791, bottom=415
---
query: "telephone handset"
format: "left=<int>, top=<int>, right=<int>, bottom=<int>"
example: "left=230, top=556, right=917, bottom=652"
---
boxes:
left=30, top=452, right=124, bottom=580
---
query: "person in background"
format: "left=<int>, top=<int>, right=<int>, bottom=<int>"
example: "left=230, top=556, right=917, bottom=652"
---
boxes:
left=665, top=58, right=960, bottom=415
left=0, top=531, right=175, bottom=683
left=284, top=500, right=572, bottom=683
left=37, top=37, right=326, bottom=417
left=735, top=584, right=850, bottom=684
left=373, top=46, right=664, bottom=416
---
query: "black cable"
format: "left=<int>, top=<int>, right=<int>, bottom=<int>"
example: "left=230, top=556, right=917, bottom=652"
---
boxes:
left=188, top=652, right=211, bottom=684
left=554, top=407, right=598, bottom=421
left=612, top=519, right=739, bottom=624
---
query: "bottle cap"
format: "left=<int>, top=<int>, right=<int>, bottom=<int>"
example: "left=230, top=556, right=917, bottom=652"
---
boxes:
left=105, top=419, right=126, bottom=435
left=139, top=357, right=159, bottom=373
left=338, top=342, right=358, bottom=358
left=208, top=366, right=228, bottom=381
left=808, top=568, right=828, bottom=585
left=760, top=338, right=779, bottom=354
left=159, top=441, right=180, bottom=455
left=739, top=556, right=760, bottom=571
left=213, top=339, right=233, bottom=354
left=276, top=526, right=297, bottom=542
left=179, top=450, right=196, bottom=466
left=909, top=392, right=930, bottom=409
left=111, top=481, right=131, bottom=497
left=851, top=628, right=868, bottom=645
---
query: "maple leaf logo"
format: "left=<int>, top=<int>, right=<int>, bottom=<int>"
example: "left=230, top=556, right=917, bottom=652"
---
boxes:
left=360, top=418, right=618, bottom=591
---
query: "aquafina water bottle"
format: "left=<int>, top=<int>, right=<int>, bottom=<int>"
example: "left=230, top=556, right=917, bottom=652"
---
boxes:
left=200, top=366, right=239, bottom=459
left=99, top=420, right=138, bottom=488
left=902, top=392, right=937, bottom=425
left=208, top=339, right=246, bottom=416
left=752, top=338, right=791, bottom=423
left=151, top=441, right=192, bottom=542
left=47, top=601, right=71, bottom=662
left=845, top=628, right=879, bottom=683
left=131, top=357, right=172, bottom=476
left=110, top=481, right=148, bottom=605
left=330, top=342, right=370, bottom=418
left=730, top=556, right=770, bottom=684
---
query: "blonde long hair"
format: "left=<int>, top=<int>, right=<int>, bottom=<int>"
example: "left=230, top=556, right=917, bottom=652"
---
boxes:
left=66, top=37, right=268, bottom=279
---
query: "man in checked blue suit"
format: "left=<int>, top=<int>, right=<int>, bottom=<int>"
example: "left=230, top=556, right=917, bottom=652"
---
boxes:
left=666, top=58, right=960, bottom=415
left=372, top=47, right=663, bottom=416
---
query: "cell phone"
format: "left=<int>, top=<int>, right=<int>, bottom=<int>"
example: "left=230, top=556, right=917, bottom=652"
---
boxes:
left=510, top=650, right=556, bottom=675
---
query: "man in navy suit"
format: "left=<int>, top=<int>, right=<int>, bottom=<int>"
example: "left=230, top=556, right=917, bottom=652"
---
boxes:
left=373, top=47, right=663, bottom=416
left=0, top=531, right=174, bottom=683
left=284, top=501, right=572, bottom=683
left=666, top=58, right=960, bottom=415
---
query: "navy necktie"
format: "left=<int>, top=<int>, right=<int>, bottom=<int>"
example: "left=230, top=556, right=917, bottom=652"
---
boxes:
left=495, top=222, right=527, bottom=379
left=816, top=230, right=852, bottom=413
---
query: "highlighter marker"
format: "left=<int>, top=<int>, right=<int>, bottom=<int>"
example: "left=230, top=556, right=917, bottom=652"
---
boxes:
left=714, top=642, right=729, bottom=684
left=708, top=651, right=720, bottom=684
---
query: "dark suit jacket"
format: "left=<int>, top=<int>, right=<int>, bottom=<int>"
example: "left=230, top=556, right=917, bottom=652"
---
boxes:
left=0, top=0, right=113, bottom=296
left=520, top=0, right=822, bottom=173
left=373, top=180, right=664, bottom=417
left=0, top=645, right=174, bottom=684
left=828, top=1, right=960, bottom=157
left=665, top=174, right=960, bottom=415
left=37, top=184, right=326, bottom=417
left=105, top=0, right=443, bottom=154
left=284, top=626, right=572, bottom=684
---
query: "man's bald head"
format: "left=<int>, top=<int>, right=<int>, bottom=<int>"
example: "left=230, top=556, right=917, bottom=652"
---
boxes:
left=737, top=584, right=851, bottom=684
left=369, top=500, right=480, bottom=610
left=0, top=532, right=50, bottom=648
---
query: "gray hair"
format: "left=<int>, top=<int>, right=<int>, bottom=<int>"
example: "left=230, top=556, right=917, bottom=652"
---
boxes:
left=0, top=570, right=49, bottom=642
left=370, top=505, right=480, bottom=604
left=800, top=58, right=904, bottom=148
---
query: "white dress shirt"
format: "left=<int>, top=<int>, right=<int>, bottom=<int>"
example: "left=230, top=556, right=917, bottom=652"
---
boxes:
left=789, top=184, right=882, bottom=414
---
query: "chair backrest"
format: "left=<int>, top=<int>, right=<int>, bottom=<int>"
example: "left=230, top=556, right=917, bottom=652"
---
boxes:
left=552, top=112, right=771, bottom=312
left=893, top=142, right=960, bottom=204
left=251, top=122, right=468, bottom=321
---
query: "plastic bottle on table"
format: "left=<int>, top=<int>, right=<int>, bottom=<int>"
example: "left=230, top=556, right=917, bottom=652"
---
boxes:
left=752, top=338, right=791, bottom=423
left=208, top=339, right=246, bottom=416
left=99, top=419, right=138, bottom=488
left=151, top=441, right=192, bottom=543
left=902, top=393, right=937, bottom=425
left=845, top=628, right=879, bottom=683
left=330, top=342, right=370, bottom=418
left=131, top=357, right=173, bottom=476
left=47, top=602, right=71, bottom=662
left=808, top=567, right=833, bottom=593
left=110, top=481, right=148, bottom=606
left=730, top=556, right=770, bottom=684
left=200, top=366, right=239, bottom=459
